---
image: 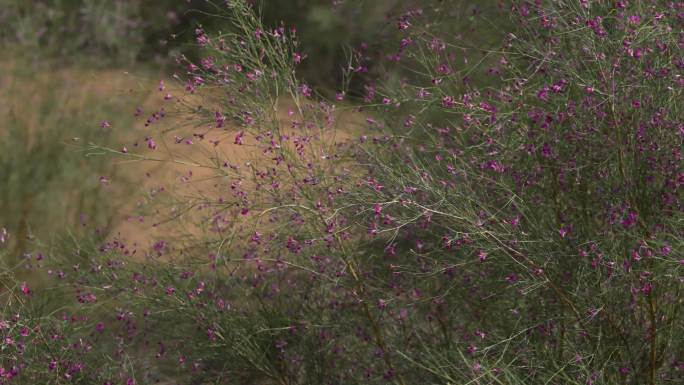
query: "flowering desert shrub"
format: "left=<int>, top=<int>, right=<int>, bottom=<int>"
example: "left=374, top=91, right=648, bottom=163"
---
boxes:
left=345, top=1, right=684, bottom=383
left=1, top=1, right=682, bottom=384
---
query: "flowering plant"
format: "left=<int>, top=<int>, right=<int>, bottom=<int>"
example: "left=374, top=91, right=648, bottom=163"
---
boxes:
left=2, top=1, right=682, bottom=384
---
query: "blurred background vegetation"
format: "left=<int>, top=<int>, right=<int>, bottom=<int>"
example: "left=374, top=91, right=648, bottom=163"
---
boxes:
left=0, top=0, right=399, bottom=85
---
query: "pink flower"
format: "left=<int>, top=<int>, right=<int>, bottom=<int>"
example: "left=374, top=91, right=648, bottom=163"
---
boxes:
left=441, top=95, right=456, bottom=108
left=293, top=52, right=305, bottom=64
left=20, top=282, right=31, bottom=296
left=234, top=131, right=245, bottom=145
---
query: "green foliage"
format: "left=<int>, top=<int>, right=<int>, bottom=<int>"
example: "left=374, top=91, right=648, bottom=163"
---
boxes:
left=0, top=0, right=397, bottom=88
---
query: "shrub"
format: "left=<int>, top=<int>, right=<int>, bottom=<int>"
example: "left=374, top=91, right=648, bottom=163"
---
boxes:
left=2, top=1, right=682, bottom=384
left=348, top=1, right=684, bottom=383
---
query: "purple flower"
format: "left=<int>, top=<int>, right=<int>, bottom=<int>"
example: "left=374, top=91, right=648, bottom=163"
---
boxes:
left=234, top=131, right=245, bottom=145
left=621, top=210, right=637, bottom=229
left=441, top=95, right=456, bottom=108
left=215, top=111, right=226, bottom=128
left=153, top=240, right=167, bottom=255
left=293, top=52, right=304, bottom=64
left=436, top=63, right=451, bottom=75
left=20, top=282, right=31, bottom=296
left=299, top=84, right=313, bottom=97
left=417, top=88, right=430, bottom=99
left=537, top=87, right=550, bottom=102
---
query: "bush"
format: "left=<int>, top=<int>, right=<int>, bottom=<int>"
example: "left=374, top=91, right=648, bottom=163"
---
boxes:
left=2, top=1, right=682, bottom=384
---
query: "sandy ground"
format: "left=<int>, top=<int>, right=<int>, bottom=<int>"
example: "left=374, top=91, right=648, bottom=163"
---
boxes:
left=1, top=60, right=365, bottom=258
left=93, top=71, right=365, bottom=254
left=109, top=90, right=365, bottom=252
